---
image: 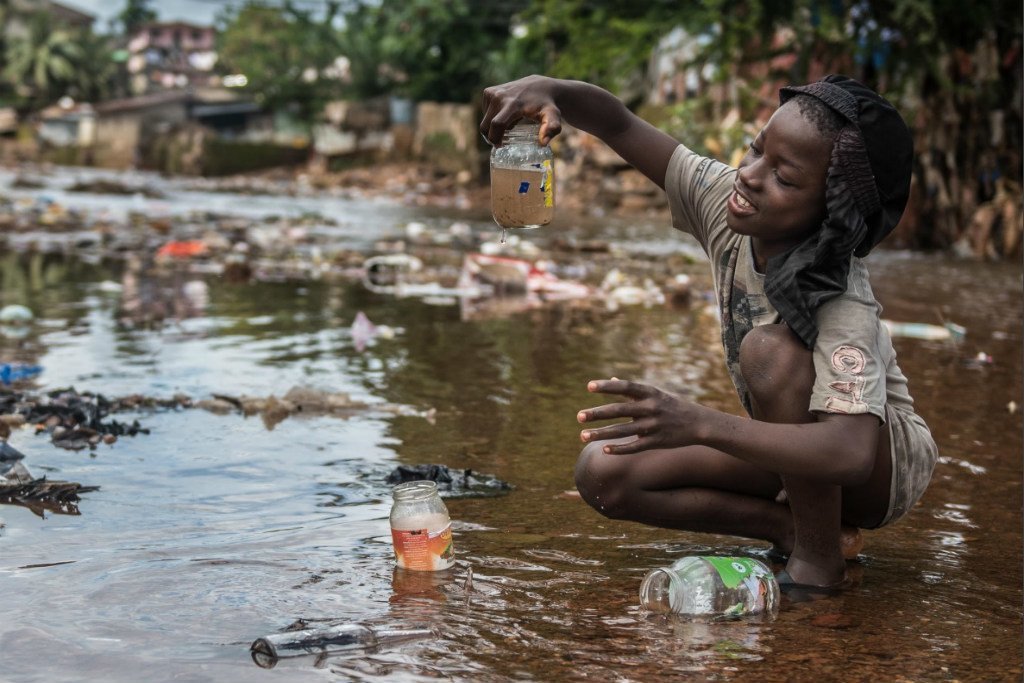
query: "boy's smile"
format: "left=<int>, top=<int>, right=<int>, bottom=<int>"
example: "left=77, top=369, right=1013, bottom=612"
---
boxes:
left=726, top=100, right=835, bottom=270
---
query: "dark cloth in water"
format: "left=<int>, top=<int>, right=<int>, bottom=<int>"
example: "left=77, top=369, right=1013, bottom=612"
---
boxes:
left=386, top=464, right=512, bottom=498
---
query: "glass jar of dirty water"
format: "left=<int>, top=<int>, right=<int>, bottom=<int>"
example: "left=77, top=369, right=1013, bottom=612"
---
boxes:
left=639, top=556, right=779, bottom=619
left=490, top=121, right=555, bottom=230
left=390, top=481, right=455, bottom=571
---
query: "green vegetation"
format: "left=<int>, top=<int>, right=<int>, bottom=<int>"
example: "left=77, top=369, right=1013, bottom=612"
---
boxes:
left=337, top=0, right=531, bottom=102
left=215, top=1, right=346, bottom=127
left=116, top=0, right=157, bottom=35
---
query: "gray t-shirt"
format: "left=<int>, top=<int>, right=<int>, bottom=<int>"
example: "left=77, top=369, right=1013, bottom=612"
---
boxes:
left=664, top=144, right=916, bottom=421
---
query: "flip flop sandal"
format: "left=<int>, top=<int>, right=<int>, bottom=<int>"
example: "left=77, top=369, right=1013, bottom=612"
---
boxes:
left=775, top=570, right=848, bottom=603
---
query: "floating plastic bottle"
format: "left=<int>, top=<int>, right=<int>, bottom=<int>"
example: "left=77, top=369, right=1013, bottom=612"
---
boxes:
left=489, top=121, right=555, bottom=236
left=0, top=304, right=33, bottom=324
left=390, top=480, right=455, bottom=571
left=250, top=623, right=435, bottom=668
left=639, top=556, right=779, bottom=619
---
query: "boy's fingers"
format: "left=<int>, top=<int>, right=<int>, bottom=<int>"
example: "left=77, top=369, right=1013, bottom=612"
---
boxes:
left=583, top=415, right=660, bottom=443
left=587, top=378, right=651, bottom=398
left=579, top=399, right=646, bottom=422
left=602, top=437, right=652, bottom=455
left=481, top=84, right=499, bottom=111
left=538, top=106, right=562, bottom=145
left=485, top=101, right=526, bottom=146
left=580, top=421, right=638, bottom=443
left=479, top=87, right=504, bottom=138
left=479, top=97, right=506, bottom=145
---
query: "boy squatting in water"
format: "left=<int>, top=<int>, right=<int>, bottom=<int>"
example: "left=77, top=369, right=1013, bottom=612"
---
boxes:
left=479, top=74, right=938, bottom=591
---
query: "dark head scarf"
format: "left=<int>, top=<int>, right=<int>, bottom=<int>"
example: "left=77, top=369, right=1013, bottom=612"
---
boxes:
left=763, top=74, right=914, bottom=348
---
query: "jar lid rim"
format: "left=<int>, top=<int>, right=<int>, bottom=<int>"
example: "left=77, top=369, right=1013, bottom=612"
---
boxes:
left=392, top=480, right=439, bottom=492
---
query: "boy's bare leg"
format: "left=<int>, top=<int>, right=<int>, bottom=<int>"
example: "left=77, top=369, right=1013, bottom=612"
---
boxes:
left=574, top=440, right=792, bottom=547
left=739, top=324, right=847, bottom=587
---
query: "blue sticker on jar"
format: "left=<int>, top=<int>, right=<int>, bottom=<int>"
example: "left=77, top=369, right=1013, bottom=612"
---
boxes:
left=518, top=181, right=530, bottom=194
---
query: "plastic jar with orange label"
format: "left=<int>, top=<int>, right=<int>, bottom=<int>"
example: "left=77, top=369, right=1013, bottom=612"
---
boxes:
left=389, top=480, right=455, bottom=571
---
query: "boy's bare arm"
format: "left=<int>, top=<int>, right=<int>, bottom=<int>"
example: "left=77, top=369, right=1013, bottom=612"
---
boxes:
left=578, top=379, right=880, bottom=487
left=480, top=76, right=679, bottom=190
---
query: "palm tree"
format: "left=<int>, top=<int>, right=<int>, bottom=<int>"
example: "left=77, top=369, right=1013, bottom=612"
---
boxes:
left=4, top=11, right=82, bottom=110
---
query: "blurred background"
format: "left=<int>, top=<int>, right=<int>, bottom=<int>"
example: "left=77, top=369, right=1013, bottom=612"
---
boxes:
left=0, top=0, right=1020, bottom=257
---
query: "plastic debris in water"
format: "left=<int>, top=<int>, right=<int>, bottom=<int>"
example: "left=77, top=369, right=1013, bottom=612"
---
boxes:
left=0, top=305, right=34, bottom=338
left=882, top=320, right=966, bottom=342
left=250, top=622, right=435, bottom=669
left=0, top=363, right=42, bottom=385
left=155, top=240, right=208, bottom=259
left=350, top=311, right=397, bottom=352
left=0, top=305, right=33, bottom=324
left=385, top=463, right=513, bottom=498
left=351, top=311, right=377, bottom=352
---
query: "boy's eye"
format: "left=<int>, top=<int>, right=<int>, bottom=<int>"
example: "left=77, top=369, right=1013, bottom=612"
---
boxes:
left=775, top=172, right=793, bottom=187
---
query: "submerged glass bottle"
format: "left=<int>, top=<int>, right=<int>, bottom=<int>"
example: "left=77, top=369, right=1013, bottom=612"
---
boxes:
left=638, top=556, right=780, bottom=619
left=250, top=623, right=436, bottom=668
left=389, top=480, right=455, bottom=571
left=489, top=121, right=555, bottom=230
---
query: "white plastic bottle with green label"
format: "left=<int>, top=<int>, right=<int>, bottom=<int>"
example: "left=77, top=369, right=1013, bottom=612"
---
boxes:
left=638, top=556, right=780, bottom=619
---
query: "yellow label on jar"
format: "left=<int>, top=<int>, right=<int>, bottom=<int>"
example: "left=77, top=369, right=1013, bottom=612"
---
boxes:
left=391, top=523, right=454, bottom=571
left=542, top=159, right=554, bottom=208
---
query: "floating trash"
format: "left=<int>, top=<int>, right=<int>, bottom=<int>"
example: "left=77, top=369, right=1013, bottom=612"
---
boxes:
left=251, top=621, right=435, bottom=669
left=883, top=320, right=967, bottom=342
left=0, top=305, right=33, bottom=324
left=0, top=363, right=42, bottom=385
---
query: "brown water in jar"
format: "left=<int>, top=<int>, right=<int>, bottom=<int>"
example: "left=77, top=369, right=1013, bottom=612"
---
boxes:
left=490, top=165, right=554, bottom=229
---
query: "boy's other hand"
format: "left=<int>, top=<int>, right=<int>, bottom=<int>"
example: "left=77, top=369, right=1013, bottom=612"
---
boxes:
left=480, top=75, right=563, bottom=147
left=577, top=378, right=704, bottom=454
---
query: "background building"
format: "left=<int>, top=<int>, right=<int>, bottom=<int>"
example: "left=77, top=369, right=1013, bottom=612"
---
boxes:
left=126, top=21, right=218, bottom=94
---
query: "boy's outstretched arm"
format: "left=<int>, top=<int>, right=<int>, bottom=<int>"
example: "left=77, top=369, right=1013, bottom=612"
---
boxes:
left=480, top=75, right=679, bottom=190
left=578, top=379, right=880, bottom=487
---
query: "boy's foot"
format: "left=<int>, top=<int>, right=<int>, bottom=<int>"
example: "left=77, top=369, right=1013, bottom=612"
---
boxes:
left=768, top=525, right=863, bottom=563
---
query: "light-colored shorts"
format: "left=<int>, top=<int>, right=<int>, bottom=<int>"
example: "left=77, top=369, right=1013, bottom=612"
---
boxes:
left=872, top=404, right=939, bottom=528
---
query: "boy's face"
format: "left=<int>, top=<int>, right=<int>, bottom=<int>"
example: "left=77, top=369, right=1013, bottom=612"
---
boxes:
left=726, top=101, right=834, bottom=263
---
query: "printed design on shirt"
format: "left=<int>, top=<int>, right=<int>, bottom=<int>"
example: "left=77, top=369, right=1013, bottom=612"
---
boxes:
left=719, top=248, right=772, bottom=416
left=693, top=157, right=726, bottom=191
left=825, top=345, right=868, bottom=413
left=719, top=249, right=748, bottom=413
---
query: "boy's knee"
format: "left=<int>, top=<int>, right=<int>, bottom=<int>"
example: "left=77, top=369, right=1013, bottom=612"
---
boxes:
left=739, top=324, right=814, bottom=402
left=574, top=442, right=632, bottom=519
